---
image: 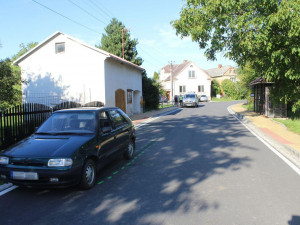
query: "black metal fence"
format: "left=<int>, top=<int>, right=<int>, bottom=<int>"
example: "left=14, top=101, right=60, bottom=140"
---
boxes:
left=0, top=103, right=52, bottom=151
left=0, top=101, right=105, bottom=151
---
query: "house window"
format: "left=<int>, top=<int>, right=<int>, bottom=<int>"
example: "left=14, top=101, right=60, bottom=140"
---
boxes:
left=55, top=42, right=65, bottom=54
left=127, top=90, right=132, bottom=104
left=198, top=85, right=204, bottom=92
left=179, top=85, right=186, bottom=93
left=188, top=70, right=195, bottom=78
left=230, top=77, right=236, bottom=82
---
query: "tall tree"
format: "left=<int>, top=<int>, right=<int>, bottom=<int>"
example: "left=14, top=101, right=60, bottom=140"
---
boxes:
left=0, top=58, right=21, bottom=111
left=96, top=18, right=143, bottom=66
left=12, top=42, right=38, bottom=61
left=153, top=71, right=166, bottom=97
left=172, top=0, right=300, bottom=111
left=0, top=42, right=38, bottom=111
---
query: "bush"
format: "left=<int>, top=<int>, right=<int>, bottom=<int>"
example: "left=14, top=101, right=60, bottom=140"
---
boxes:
left=221, top=79, right=247, bottom=100
left=142, top=73, right=159, bottom=111
left=211, top=79, right=221, bottom=97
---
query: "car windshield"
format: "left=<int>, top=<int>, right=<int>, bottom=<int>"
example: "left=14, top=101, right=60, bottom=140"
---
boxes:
left=201, top=95, right=207, bottom=97
left=184, top=94, right=196, bottom=98
left=36, top=112, right=97, bottom=135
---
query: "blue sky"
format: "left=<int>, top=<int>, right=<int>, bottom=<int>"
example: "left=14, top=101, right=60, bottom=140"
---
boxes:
left=0, top=0, right=236, bottom=77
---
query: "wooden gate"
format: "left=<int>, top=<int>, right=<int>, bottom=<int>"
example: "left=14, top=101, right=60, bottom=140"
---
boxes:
left=115, top=89, right=126, bottom=113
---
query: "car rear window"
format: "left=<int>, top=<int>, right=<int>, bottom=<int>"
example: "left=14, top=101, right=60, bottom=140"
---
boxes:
left=184, top=94, right=196, bottom=98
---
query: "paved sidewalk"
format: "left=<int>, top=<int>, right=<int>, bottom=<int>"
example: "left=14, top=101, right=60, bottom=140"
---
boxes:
left=231, top=103, right=300, bottom=168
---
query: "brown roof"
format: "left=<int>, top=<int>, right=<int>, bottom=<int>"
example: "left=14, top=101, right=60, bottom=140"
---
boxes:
left=250, top=77, right=274, bottom=86
left=206, top=65, right=233, bottom=78
left=162, top=61, right=191, bottom=81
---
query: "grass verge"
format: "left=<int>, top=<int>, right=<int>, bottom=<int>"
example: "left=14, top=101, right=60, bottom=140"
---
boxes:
left=273, top=119, right=300, bottom=135
left=158, top=103, right=173, bottom=109
left=212, top=97, right=245, bottom=102
left=242, top=102, right=254, bottom=111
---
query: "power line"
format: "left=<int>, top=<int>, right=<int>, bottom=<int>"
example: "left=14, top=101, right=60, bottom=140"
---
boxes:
left=83, top=0, right=111, bottom=24
left=88, top=0, right=112, bottom=21
left=33, top=0, right=165, bottom=71
left=68, top=0, right=107, bottom=26
left=92, top=0, right=115, bottom=18
left=82, top=0, right=168, bottom=67
left=32, top=0, right=102, bottom=35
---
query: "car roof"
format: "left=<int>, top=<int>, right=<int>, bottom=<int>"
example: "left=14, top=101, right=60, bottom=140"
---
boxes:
left=184, top=93, right=196, bottom=96
left=54, top=107, right=119, bottom=113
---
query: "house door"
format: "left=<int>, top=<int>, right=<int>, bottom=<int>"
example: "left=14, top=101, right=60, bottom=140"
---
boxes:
left=115, top=89, right=126, bottom=113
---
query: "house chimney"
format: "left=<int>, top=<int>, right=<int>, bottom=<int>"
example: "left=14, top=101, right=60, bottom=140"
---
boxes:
left=218, top=64, right=222, bottom=68
left=183, top=60, right=188, bottom=63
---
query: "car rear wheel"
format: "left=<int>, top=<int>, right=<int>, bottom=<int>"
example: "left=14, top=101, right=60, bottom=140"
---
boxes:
left=124, top=140, right=135, bottom=159
left=79, top=159, right=96, bottom=190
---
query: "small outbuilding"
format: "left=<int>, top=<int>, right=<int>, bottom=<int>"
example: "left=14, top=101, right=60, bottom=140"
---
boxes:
left=13, top=31, right=144, bottom=116
left=250, top=77, right=286, bottom=118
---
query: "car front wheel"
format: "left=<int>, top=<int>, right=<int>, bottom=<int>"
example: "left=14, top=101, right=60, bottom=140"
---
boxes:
left=124, top=140, right=135, bottom=159
left=79, top=159, right=96, bottom=190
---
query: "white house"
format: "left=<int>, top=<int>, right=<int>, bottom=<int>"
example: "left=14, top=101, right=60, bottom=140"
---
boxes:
left=13, top=31, right=144, bottom=116
left=159, top=60, right=212, bottom=100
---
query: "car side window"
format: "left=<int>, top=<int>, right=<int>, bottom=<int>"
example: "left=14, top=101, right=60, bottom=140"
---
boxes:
left=108, top=110, right=128, bottom=128
left=99, top=111, right=112, bottom=130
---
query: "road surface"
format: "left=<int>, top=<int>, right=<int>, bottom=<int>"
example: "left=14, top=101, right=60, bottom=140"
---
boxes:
left=0, top=101, right=299, bottom=225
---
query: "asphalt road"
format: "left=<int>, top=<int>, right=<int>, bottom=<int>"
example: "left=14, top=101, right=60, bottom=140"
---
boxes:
left=1, top=101, right=300, bottom=225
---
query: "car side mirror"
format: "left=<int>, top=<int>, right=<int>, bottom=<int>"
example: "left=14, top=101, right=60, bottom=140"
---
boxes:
left=102, top=126, right=112, bottom=134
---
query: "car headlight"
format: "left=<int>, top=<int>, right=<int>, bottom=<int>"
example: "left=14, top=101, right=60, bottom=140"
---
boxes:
left=0, top=156, right=9, bottom=165
left=48, top=158, right=73, bottom=167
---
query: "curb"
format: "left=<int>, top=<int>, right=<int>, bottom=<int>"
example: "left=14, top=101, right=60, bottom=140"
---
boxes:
left=228, top=106, right=300, bottom=170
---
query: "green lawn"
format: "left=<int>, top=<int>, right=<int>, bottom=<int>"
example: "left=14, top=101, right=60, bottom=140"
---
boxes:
left=242, top=102, right=254, bottom=111
left=211, top=97, right=245, bottom=102
left=159, top=103, right=173, bottom=109
left=273, top=118, right=300, bottom=135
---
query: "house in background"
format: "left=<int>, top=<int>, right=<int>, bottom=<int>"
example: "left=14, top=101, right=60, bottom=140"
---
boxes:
left=159, top=60, right=212, bottom=100
left=13, top=31, right=144, bottom=116
left=206, top=64, right=238, bottom=84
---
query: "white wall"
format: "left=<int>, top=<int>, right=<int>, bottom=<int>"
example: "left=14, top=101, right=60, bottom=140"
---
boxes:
left=104, top=59, right=142, bottom=115
left=159, top=68, right=169, bottom=82
left=19, top=34, right=106, bottom=105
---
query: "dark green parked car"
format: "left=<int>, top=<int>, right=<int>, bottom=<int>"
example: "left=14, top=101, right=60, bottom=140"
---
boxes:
left=0, top=107, right=136, bottom=189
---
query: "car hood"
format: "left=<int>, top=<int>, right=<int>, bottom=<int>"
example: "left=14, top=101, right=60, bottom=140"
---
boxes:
left=2, top=135, right=95, bottom=158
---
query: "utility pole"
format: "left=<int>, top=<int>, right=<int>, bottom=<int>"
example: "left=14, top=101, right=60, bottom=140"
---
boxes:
left=122, top=28, right=129, bottom=59
left=169, top=61, right=175, bottom=105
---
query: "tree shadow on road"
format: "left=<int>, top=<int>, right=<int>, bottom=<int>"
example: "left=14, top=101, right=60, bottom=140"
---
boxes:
left=0, top=105, right=288, bottom=225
